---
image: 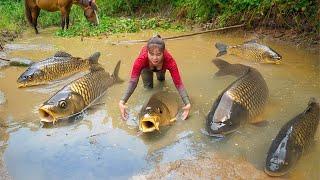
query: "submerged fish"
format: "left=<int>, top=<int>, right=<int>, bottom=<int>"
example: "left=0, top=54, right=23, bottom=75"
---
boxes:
left=139, top=91, right=179, bottom=133
left=206, top=58, right=269, bottom=137
left=17, top=51, right=100, bottom=87
left=215, top=40, right=282, bottom=64
left=38, top=61, right=122, bottom=123
left=265, top=98, right=319, bottom=177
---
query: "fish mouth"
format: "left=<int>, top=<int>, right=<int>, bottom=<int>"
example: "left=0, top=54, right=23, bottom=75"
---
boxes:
left=274, top=59, right=282, bottom=64
left=17, top=81, right=28, bottom=88
left=17, top=83, right=27, bottom=88
left=275, top=61, right=282, bottom=65
left=264, top=167, right=288, bottom=177
left=264, top=59, right=282, bottom=64
left=39, top=107, right=57, bottom=123
left=139, top=116, right=160, bottom=133
left=17, top=81, right=41, bottom=88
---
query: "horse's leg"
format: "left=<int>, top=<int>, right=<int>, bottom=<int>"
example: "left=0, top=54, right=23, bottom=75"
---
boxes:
left=60, top=11, right=66, bottom=30
left=31, top=7, right=40, bottom=34
left=66, top=11, right=70, bottom=29
left=65, top=5, right=72, bottom=29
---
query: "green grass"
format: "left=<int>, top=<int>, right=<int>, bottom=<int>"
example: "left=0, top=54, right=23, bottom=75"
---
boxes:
left=0, top=0, right=318, bottom=36
left=0, top=0, right=184, bottom=37
left=0, top=1, right=25, bottom=32
left=55, top=16, right=184, bottom=37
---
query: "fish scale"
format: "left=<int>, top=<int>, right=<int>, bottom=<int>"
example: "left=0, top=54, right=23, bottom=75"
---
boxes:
left=138, top=91, right=179, bottom=133
left=17, top=52, right=98, bottom=87
left=216, top=41, right=282, bottom=63
left=38, top=60, right=121, bottom=123
left=291, top=108, right=319, bottom=148
left=206, top=59, right=269, bottom=136
left=265, top=99, right=319, bottom=176
left=70, top=70, right=109, bottom=106
left=228, top=68, right=268, bottom=118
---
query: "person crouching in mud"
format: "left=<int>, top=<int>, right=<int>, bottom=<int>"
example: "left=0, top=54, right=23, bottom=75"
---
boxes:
left=119, top=35, right=191, bottom=120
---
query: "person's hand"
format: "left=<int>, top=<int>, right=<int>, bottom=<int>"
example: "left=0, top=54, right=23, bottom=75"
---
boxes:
left=181, top=103, right=191, bottom=120
left=119, top=100, right=128, bottom=120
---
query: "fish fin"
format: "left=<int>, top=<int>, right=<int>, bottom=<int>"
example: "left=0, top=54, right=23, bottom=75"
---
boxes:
left=212, top=58, right=232, bottom=76
left=136, top=131, right=144, bottom=136
left=250, top=119, right=269, bottom=127
left=88, top=52, right=100, bottom=64
left=111, top=60, right=124, bottom=84
left=212, top=58, right=249, bottom=77
left=215, top=42, right=228, bottom=57
left=308, top=97, right=318, bottom=106
left=89, top=64, right=105, bottom=72
left=87, top=102, right=105, bottom=110
left=244, top=39, right=258, bottom=44
left=54, top=51, right=72, bottom=57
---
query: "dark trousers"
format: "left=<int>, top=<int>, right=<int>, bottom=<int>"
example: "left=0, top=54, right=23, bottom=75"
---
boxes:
left=141, top=68, right=165, bottom=88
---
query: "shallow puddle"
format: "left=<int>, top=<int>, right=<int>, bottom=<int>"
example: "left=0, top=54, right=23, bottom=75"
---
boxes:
left=0, top=28, right=319, bottom=179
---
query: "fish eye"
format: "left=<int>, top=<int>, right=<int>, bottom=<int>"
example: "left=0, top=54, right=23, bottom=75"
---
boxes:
left=59, top=100, right=67, bottom=109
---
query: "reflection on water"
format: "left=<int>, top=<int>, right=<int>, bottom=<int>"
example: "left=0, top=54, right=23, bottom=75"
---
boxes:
left=0, top=27, right=319, bottom=179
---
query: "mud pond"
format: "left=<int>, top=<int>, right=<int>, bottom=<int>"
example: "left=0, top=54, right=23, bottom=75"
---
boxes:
left=0, top=28, right=319, bottom=179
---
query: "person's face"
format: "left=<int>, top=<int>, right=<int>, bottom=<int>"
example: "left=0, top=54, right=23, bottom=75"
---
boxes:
left=148, top=46, right=163, bottom=66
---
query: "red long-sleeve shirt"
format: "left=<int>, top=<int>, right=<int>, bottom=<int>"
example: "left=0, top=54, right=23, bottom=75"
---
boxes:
left=121, top=46, right=190, bottom=105
left=130, top=46, right=184, bottom=89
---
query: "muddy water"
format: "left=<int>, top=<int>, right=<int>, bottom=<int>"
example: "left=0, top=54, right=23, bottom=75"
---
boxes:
left=0, top=28, right=319, bottom=179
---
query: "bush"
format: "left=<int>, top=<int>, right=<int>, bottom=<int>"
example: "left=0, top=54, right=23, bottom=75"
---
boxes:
left=0, top=0, right=318, bottom=36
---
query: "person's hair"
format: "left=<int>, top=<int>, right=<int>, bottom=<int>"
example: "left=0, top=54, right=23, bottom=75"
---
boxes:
left=147, top=35, right=165, bottom=52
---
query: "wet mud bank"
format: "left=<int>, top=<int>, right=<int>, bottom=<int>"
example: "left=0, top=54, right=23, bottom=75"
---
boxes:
left=138, top=153, right=282, bottom=179
left=0, top=121, right=10, bottom=180
left=252, top=28, right=319, bottom=54
left=0, top=151, right=11, bottom=180
left=0, top=30, right=18, bottom=51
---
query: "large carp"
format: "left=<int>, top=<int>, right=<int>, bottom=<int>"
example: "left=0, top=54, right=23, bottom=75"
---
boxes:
left=39, top=61, right=122, bottom=123
left=206, top=58, right=269, bottom=137
left=215, top=40, right=282, bottom=64
left=139, top=91, right=179, bottom=133
left=17, top=51, right=100, bottom=87
left=265, top=98, right=319, bottom=177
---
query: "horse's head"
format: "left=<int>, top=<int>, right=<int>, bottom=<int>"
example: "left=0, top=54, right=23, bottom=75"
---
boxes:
left=81, top=0, right=99, bottom=25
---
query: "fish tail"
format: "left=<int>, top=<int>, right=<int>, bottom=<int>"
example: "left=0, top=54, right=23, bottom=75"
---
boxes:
left=88, top=52, right=100, bottom=64
left=308, top=97, right=318, bottom=105
left=212, top=58, right=248, bottom=77
left=112, top=60, right=123, bottom=83
left=215, top=42, right=228, bottom=57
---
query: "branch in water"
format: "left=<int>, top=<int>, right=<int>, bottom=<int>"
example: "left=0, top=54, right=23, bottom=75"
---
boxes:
left=0, top=57, right=10, bottom=62
left=115, top=23, right=245, bottom=45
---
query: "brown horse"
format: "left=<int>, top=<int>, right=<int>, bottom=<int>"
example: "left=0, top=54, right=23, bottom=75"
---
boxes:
left=24, top=0, right=99, bottom=34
